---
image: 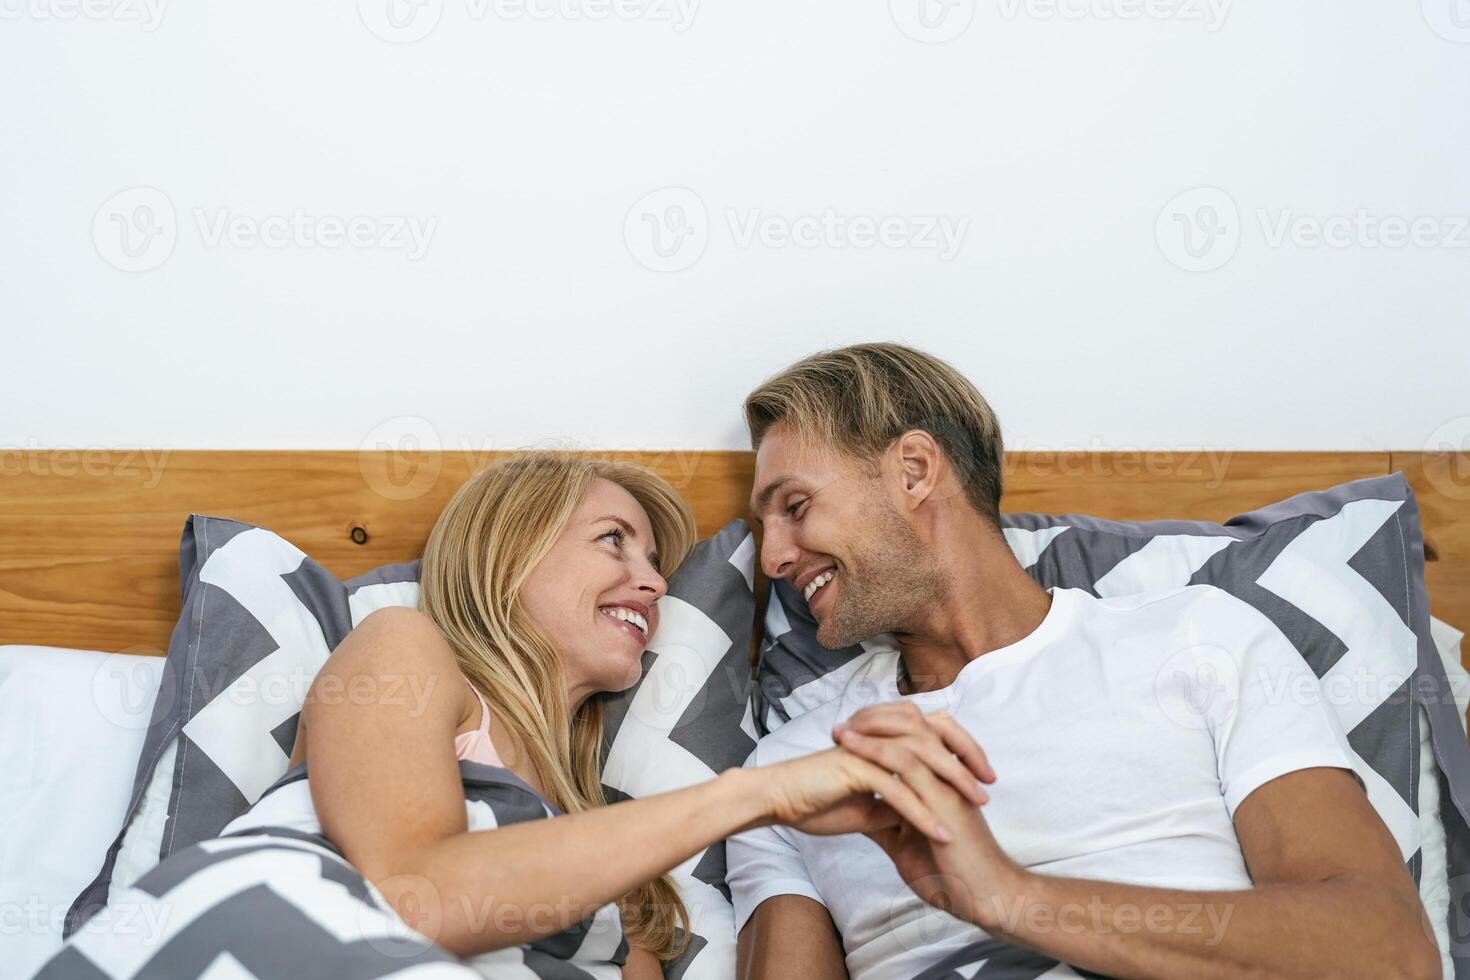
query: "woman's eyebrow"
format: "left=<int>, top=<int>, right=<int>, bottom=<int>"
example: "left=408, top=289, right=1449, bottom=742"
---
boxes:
left=593, top=515, right=658, bottom=566
left=593, top=515, right=637, bottom=537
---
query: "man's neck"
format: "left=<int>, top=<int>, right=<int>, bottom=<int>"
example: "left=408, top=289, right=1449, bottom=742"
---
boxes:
left=893, top=537, right=1054, bottom=696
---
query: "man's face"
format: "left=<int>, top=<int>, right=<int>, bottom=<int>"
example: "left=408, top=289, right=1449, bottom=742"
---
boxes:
left=748, top=424, right=944, bottom=649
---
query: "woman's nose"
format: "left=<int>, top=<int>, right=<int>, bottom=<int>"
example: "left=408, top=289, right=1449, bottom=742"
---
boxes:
left=635, top=562, right=667, bottom=600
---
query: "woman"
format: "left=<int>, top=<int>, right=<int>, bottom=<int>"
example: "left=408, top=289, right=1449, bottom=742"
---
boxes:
left=47, top=453, right=992, bottom=978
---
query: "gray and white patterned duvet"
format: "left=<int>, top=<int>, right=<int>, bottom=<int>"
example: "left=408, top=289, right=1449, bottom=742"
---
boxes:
left=35, top=761, right=629, bottom=979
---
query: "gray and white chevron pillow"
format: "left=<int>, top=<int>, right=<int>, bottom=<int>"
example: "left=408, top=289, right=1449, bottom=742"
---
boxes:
left=753, top=472, right=1470, bottom=975
left=67, top=515, right=757, bottom=980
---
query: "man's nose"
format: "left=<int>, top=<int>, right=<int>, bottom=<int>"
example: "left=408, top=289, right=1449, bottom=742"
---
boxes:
left=760, top=526, right=798, bottom=580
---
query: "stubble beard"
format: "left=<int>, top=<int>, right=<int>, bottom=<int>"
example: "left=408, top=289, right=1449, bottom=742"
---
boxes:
left=814, top=503, right=945, bottom=650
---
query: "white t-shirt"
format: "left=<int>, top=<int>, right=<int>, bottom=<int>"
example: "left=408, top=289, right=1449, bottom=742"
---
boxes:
left=727, top=584, right=1360, bottom=980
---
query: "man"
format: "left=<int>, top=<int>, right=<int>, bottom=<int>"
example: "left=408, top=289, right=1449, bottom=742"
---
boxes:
left=727, top=343, right=1438, bottom=979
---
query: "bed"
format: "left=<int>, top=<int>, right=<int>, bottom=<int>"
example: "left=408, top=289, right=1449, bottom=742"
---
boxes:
left=3, top=447, right=1467, bottom=978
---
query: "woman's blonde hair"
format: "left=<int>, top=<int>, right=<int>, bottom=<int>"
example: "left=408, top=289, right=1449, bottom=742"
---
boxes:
left=417, top=452, right=695, bottom=959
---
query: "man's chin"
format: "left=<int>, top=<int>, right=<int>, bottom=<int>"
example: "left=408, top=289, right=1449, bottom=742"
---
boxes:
left=814, top=617, right=864, bottom=651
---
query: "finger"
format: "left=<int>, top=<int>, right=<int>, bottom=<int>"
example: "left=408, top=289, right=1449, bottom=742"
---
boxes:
left=836, top=702, right=926, bottom=736
left=836, top=709, right=995, bottom=786
left=837, top=728, right=987, bottom=807
left=836, top=727, right=987, bottom=806
left=924, top=711, right=996, bottom=784
left=846, top=756, right=953, bottom=843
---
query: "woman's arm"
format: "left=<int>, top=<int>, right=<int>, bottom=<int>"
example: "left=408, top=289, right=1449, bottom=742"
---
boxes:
left=306, top=606, right=983, bottom=960
left=621, top=945, right=665, bottom=979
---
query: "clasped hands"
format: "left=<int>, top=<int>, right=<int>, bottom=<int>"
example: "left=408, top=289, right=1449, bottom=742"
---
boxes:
left=762, top=701, right=1025, bottom=931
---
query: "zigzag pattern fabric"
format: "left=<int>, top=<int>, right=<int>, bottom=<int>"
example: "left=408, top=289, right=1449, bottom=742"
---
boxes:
left=752, top=474, right=1470, bottom=977
left=65, top=517, right=758, bottom=980
left=42, top=762, right=628, bottom=979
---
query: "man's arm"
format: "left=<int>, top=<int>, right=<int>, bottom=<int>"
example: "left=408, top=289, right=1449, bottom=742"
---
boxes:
left=832, top=703, right=1440, bottom=980
left=979, top=767, right=1439, bottom=980
left=738, top=895, right=848, bottom=980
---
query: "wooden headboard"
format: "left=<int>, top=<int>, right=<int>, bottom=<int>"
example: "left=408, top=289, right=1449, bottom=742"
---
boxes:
left=1, top=450, right=1464, bottom=664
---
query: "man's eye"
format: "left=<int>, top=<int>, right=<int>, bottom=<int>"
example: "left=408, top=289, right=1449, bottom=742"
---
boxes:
left=787, top=499, right=806, bottom=519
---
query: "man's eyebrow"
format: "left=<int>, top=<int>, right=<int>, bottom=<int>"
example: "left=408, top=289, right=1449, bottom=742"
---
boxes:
left=750, top=476, right=795, bottom=520
left=594, top=515, right=657, bottom=565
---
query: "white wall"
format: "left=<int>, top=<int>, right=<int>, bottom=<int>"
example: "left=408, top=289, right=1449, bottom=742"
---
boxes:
left=3, top=0, right=1467, bottom=454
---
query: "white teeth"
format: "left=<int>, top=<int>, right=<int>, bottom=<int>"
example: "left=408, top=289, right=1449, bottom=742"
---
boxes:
left=600, top=606, right=648, bottom=634
left=803, top=569, right=836, bottom=602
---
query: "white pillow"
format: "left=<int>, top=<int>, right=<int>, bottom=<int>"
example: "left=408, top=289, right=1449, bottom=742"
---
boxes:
left=0, top=646, right=164, bottom=979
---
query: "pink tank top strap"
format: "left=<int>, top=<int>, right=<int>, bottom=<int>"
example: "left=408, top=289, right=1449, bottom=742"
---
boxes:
left=468, top=684, right=492, bottom=737
left=454, top=684, right=504, bottom=767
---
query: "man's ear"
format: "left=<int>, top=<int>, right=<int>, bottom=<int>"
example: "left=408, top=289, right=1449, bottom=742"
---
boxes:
left=891, top=430, right=944, bottom=510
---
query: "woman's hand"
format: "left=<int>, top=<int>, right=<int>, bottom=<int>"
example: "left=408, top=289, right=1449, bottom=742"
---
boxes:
left=754, top=704, right=996, bottom=844
left=831, top=702, right=1024, bottom=928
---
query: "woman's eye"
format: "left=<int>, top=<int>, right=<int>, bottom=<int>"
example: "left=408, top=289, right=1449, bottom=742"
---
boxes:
left=600, top=529, right=625, bottom=547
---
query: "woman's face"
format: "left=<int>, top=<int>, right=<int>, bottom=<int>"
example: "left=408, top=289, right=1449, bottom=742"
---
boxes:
left=519, top=477, right=668, bottom=709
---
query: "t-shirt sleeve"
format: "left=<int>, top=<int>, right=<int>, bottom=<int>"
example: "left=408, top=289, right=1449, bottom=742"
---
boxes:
left=725, top=743, right=827, bottom=936
left=1197, top=591, right=1361, bottom=817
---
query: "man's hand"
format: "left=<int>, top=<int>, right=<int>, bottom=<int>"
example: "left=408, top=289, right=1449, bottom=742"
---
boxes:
left=831, top=702, right=1024, bottom=929
left=834, top=703, right=1441, bottom=979
left=757, top=712, right=992, bottom=843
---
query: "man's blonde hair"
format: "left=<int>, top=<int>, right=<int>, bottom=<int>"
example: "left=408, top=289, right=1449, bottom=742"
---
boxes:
left=744, top=343, right=1006, bottom=528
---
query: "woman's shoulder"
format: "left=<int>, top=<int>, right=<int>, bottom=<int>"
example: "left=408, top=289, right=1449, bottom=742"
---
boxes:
left=336, top=606, right=453, bottom=670
left=316, top=606, right=477, bottom=726
left=352, top=604, right=445, bottom=641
